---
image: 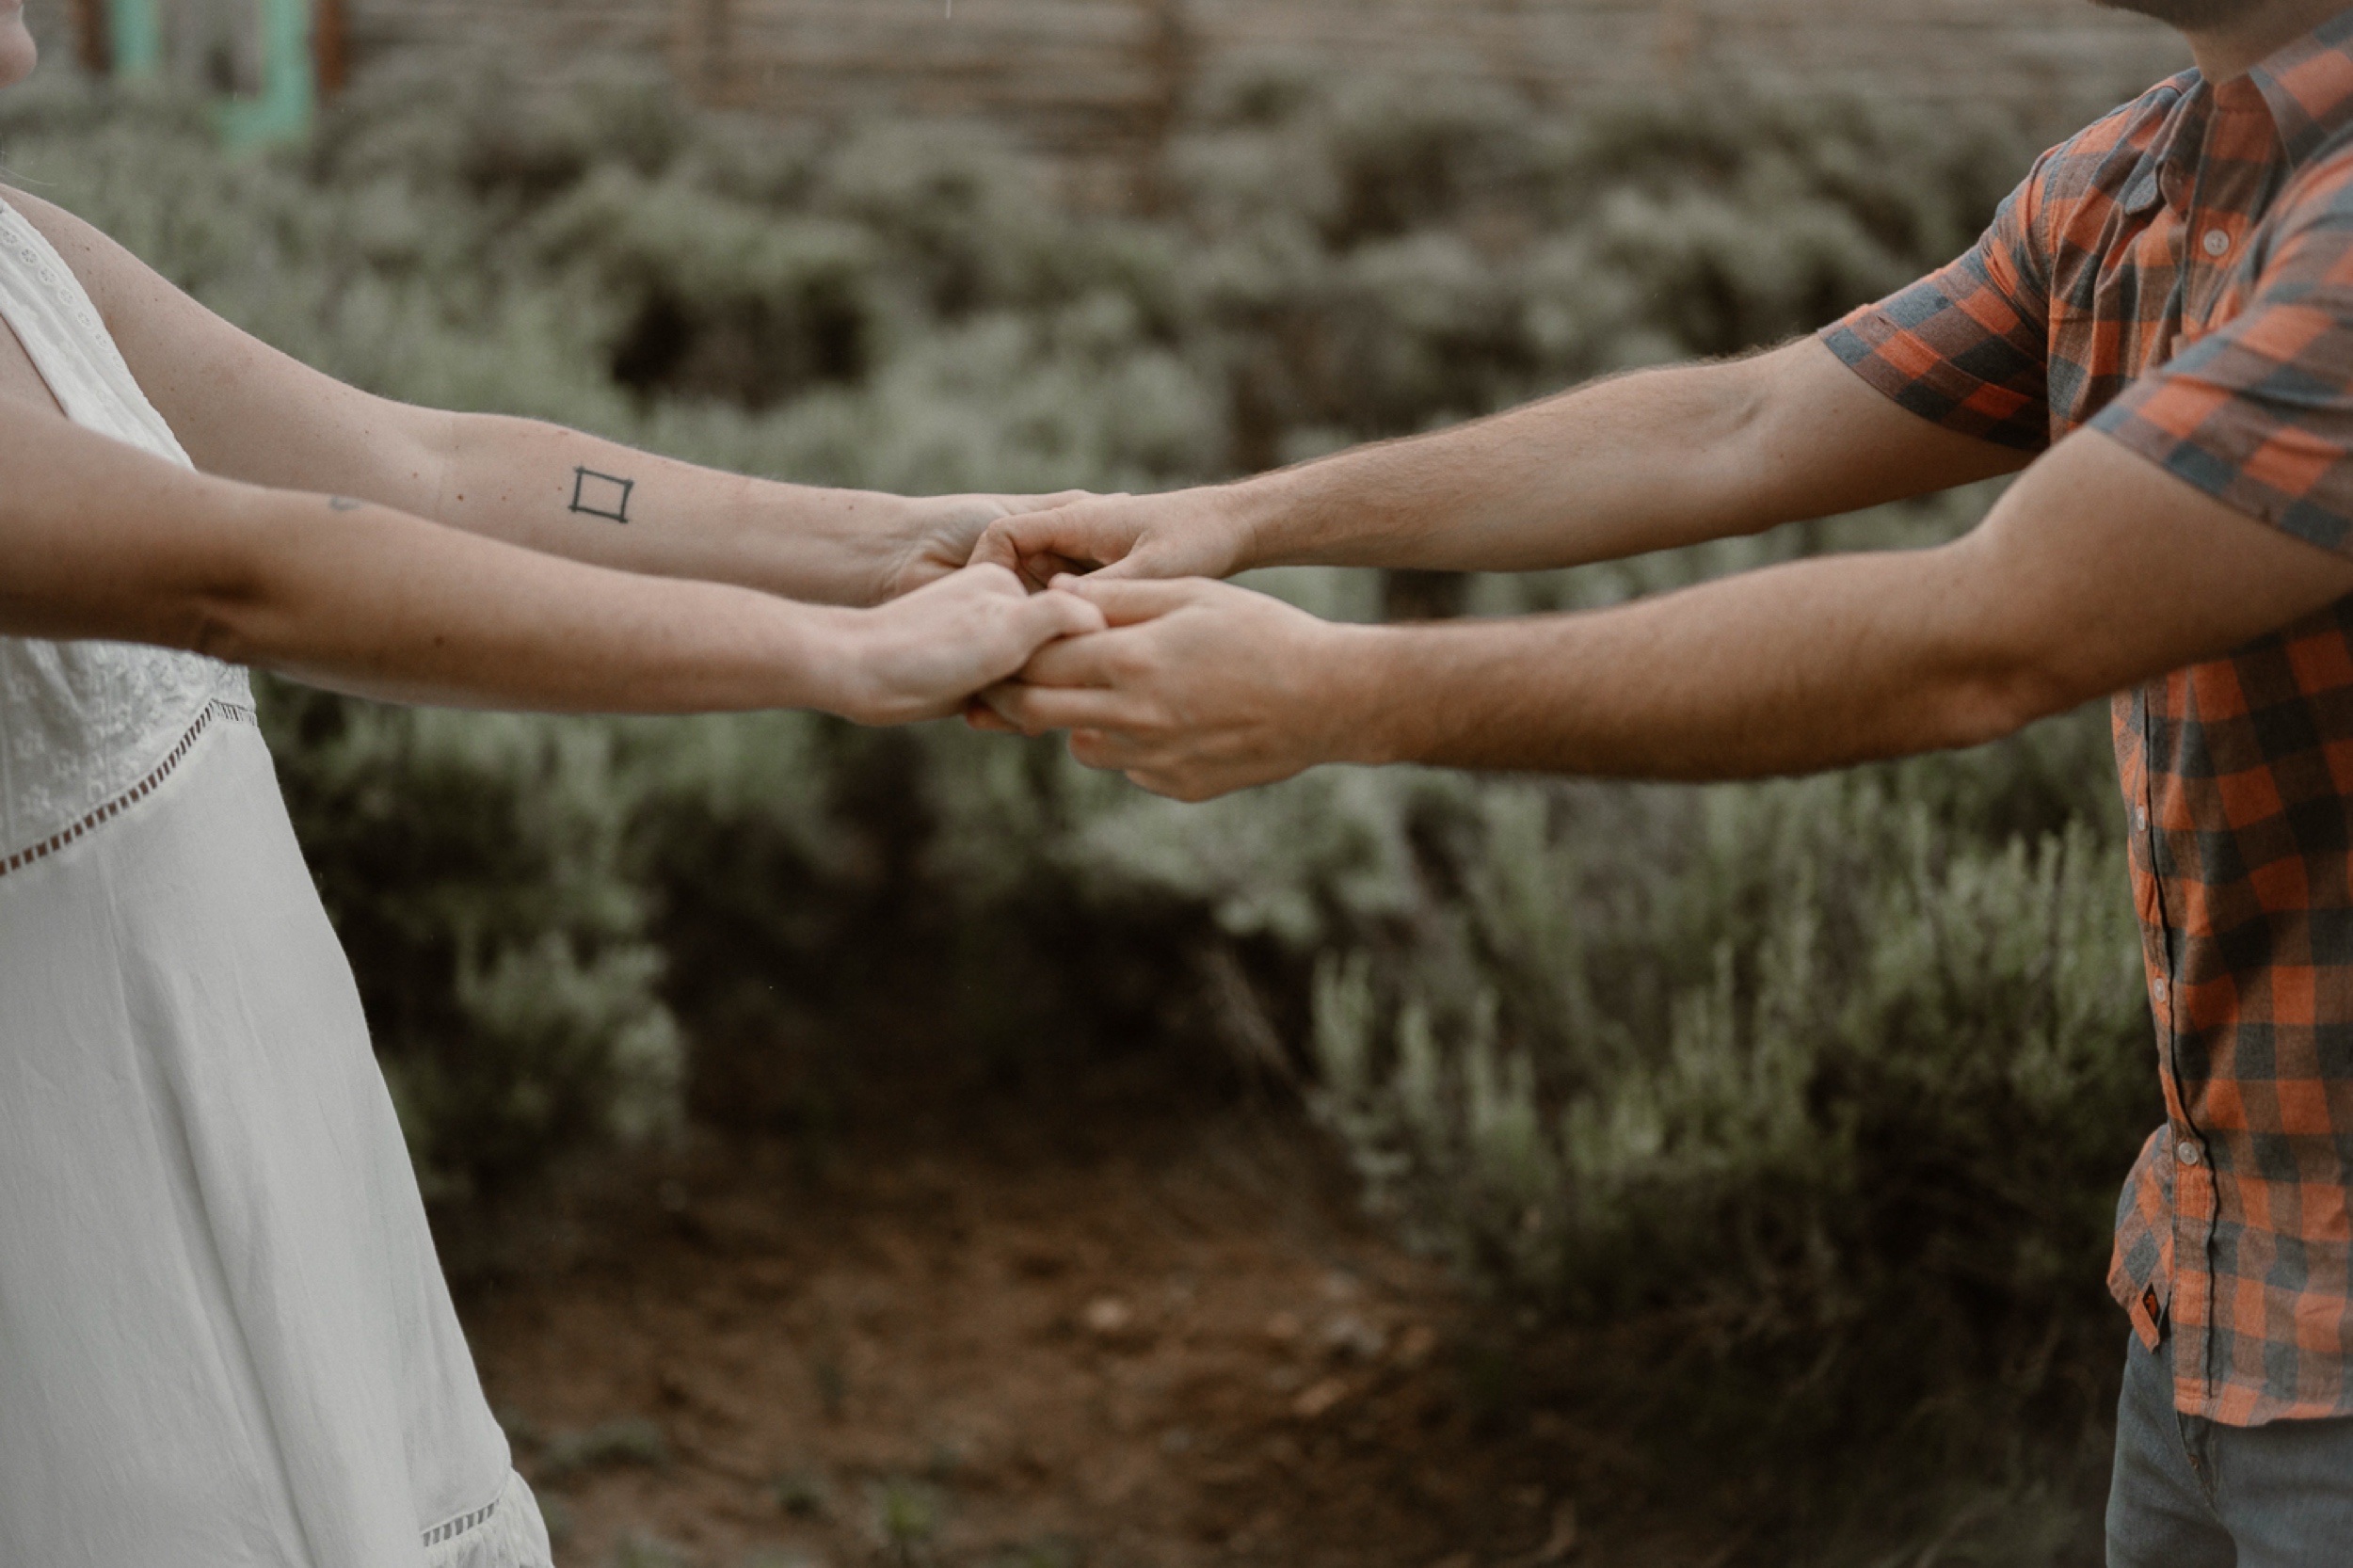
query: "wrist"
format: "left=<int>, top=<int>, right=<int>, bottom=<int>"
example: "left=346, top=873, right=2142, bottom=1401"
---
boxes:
left=845, top=490, right=929, bottom=607
left=793, top=601, right=876, bottom=718
left=739, top=478, right=920, bottom=607
left=1221, top=472, right=1303, bottom=572
left=1308, top=621, right=1419, bottom=768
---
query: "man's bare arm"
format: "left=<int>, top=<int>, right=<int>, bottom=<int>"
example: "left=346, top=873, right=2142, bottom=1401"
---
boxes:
left=6, top=185, right=1066, bottom=608
left=985, top=431, right=2353, bottom=799
left=973, top=339, right=2029, bottom=585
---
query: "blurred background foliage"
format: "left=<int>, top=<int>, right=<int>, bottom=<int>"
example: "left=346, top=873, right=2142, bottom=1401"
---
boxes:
left=0, top=56, right=2148, bottom=1560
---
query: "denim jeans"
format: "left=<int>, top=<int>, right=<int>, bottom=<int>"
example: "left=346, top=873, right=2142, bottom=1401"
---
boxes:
left=2107, top=1330, right=2353, bottom=1566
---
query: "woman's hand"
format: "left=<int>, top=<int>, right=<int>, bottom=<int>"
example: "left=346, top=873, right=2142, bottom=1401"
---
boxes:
left=968, top=488, right=1258, bottom=592
left=828, top=564, right=1108, bottom=726
left=879, top=490, right=1096, bottom=601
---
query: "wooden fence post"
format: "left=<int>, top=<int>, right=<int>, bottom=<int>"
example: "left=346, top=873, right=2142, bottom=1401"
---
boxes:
left=1134, top=0, right=1194, bottom=212
left=673, top=0, right=735, bottom=104
left=216, top=0, right=317, bottom=147
left=70, top=0, right=111, bottom=74
left=314, top=0, right=346, bottom=97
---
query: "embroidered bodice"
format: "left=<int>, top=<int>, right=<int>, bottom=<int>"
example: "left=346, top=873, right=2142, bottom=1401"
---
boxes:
left=0, top=197, right=252, bottom=865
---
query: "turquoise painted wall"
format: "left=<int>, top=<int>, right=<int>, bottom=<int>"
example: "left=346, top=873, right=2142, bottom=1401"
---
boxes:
left=105, top=0, right=314, bottom=147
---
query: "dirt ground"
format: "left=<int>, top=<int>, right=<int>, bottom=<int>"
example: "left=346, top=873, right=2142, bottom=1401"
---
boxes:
left=459, top=1096, right=1741, bottom=1568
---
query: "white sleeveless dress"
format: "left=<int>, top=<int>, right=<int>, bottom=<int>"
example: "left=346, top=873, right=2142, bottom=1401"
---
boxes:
left=0, top=201, right=552, bottom=1566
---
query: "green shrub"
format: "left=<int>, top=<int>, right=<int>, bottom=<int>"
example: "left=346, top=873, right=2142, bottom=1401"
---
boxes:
left=1305, top=749, right=2150, bottom=1547
left=257, top=681, right=684, bottom=1206
left=0, top=52, right=2153, bottom=1551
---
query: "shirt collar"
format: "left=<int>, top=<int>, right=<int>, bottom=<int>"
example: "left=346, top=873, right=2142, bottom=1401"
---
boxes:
left=2243, top=7, right=2353, bottom=167
left=2117, top=11, right=2353, bottom=217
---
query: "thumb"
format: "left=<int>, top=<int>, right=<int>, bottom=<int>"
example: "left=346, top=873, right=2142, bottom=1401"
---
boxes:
left=1085, top=549, right=1172, bottom=583
left=968, top=519, right=1027, bottom=575
left=972, top=497, right=1136, bottom=579
left=1023, top=587, right=1112, bottom=641
left=1053, top=573, right=1212, bottom=627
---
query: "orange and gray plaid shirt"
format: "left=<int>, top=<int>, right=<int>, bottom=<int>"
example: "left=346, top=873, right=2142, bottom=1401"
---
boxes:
left=1824, top=15, right=2353, bottom=1427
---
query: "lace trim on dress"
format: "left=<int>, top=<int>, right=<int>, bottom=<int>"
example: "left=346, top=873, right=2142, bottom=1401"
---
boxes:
left=0, top=698, right=257, bottom=879
left=422, top=1493, right=500, bottom=1549
left=0, top=208, right=106, bottom=345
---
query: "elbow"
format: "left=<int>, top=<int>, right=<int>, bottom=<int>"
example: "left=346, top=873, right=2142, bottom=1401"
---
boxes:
left=181, top=513, right=290, bottom=670
left=187, top=595, right=257, bottom=667
left=1933, top=652, right=2087, bottom=753
left=1707, top=355, right=1813, bottom=538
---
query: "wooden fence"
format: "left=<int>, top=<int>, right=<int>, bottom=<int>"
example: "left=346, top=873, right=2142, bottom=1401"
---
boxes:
left=24, top=1, right=2193, bottom=168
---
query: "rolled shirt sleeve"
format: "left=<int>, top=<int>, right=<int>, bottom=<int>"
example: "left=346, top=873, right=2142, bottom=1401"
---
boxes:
left=1820, top=155, right=2056, bottom=454
left=2095, top=155, right=2353, bottom=555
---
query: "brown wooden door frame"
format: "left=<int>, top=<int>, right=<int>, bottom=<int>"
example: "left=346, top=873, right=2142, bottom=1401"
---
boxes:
left=70, top=0, right=111, bottom=74
left=313, top=0, right=347, bottom=96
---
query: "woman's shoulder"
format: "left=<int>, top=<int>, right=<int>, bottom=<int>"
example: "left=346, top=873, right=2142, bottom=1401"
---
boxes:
left=0, top=184, right=145, bottom=341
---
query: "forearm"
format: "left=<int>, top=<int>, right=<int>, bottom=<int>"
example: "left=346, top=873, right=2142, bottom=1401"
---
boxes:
left=426, top=413, right=913, bottom=605
left=0, top=420, right=856, bottom=714
left=218, top=495, right=854, bottom=713
left=1330, top=544, right=2048, bottom=779
left=1222, top=341, right=2025, bottom=574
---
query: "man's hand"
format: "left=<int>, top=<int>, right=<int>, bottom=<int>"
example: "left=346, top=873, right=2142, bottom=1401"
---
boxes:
left=969, top=488, right=1258, bottom=591
left=979, top=577, right=1369, bottom=800
left=836, top=564, right=1108, bottom=727
left=881, top=490, right=1096, bottom=600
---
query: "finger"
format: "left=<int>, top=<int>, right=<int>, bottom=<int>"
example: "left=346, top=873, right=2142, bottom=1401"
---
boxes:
left=1051, top=574, right=1213, bottom=626
left=973, top=500, right=1132, bottom=578
left=988, top=680, right=1140, bottom=735
left=1019, top=631, right=1128, bottom=689
left=967, top=521, right=1025, bottom=575
left=1128, top=768, right=1225, bottom=804
left=1022, top=552, right=1093, bottom=595
left=955, top=561, right=1030, bottom=599
left=964, top=696, right=1019, bottom=734
left=1020, top=588, right=1109, bottom=642
left=1084, top=542, right=1212, bottom=583
left=976, top=680, right=1024, bottom=728
left=1067, top=727, right=1145, bottom=772
left=969, top=532, right=1084, bottom=593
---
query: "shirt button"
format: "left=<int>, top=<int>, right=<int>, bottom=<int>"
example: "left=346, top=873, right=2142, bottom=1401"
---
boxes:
left=2177, top=1140, right=2201, bottom=1167
left=2203, top=228, right=2232, bottom=257
left=2136, top=804, right=2150, bottom=832
left=2153, top=976, right=2169, bottom=1003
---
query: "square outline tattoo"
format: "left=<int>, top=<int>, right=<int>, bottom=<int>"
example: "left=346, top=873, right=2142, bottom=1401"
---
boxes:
left=569, top=467, right=635, bottom=524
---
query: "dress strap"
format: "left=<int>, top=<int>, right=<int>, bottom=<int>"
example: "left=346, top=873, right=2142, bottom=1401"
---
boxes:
left=0, top=195, right=195, bottom=468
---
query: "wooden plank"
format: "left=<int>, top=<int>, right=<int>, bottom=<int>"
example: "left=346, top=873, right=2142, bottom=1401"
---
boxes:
left=14, top=0, right=2191, bottom=168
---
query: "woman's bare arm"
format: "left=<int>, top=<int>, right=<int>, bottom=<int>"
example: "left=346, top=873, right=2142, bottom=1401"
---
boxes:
left=0, top=395, right=1100, bottom=721
left=4, top=184, right=1064, bottom=608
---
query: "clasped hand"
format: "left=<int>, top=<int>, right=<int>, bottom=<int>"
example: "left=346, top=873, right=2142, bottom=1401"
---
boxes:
left=959, top=493, right=1369, bottom=802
